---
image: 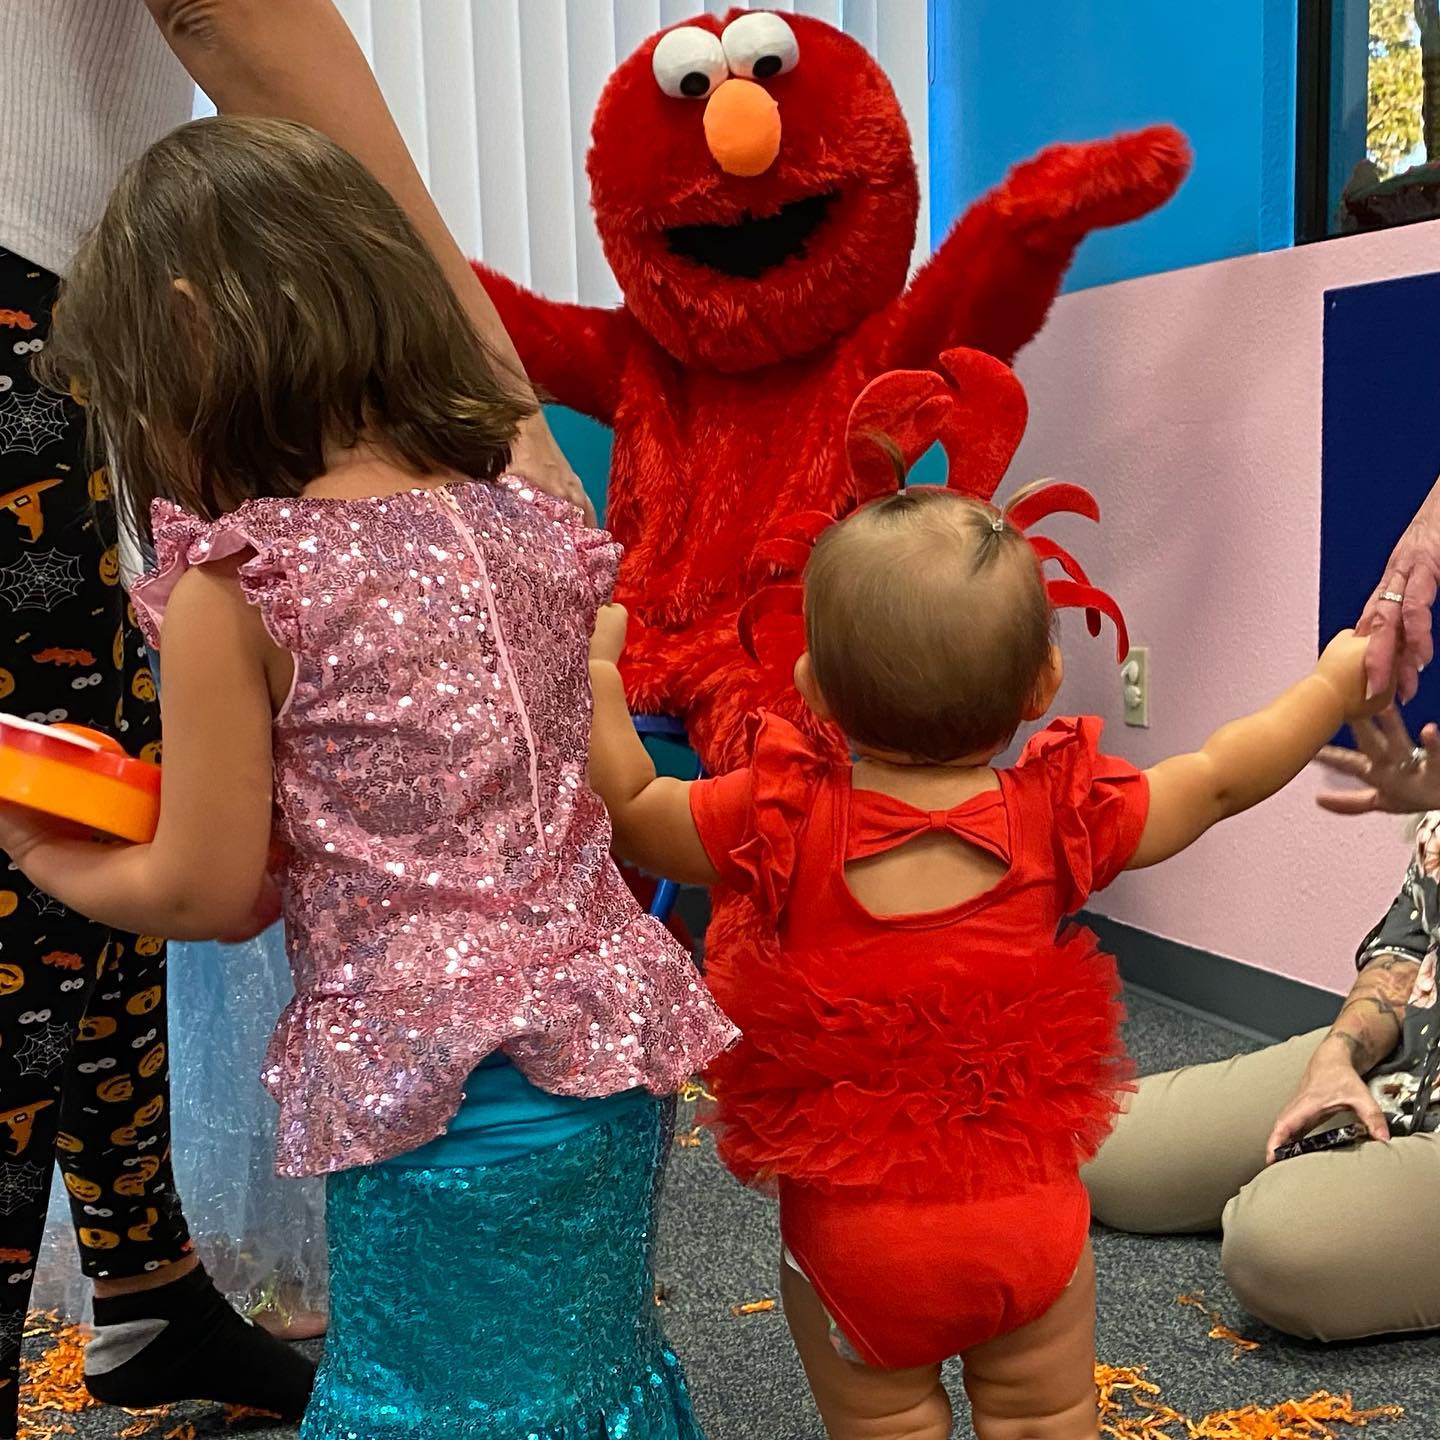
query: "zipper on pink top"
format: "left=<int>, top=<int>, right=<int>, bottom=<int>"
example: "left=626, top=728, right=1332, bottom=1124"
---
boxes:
left=431, top=489, right=547, bottom=858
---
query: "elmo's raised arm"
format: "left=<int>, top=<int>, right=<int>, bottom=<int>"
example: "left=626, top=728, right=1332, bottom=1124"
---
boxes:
left=875, top=126, right=1190, bottom=374
left=472, top=263, right=632, bottom=426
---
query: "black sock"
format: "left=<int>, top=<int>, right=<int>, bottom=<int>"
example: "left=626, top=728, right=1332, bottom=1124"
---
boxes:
left=84, top=1263, right=315, bottom=1421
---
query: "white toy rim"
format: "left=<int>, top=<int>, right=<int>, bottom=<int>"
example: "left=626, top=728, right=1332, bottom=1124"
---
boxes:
left=0, top=713, right=104, bottom=752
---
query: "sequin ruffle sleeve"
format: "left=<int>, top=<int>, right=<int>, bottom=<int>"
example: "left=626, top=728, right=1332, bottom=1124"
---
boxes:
left=512, top=479, right=621, bottom=606
left=689, top=712, right=829, bottom=922
left=130, top=498, right=303, bottom=652
left=1014, top=715, right=1150, bottom=909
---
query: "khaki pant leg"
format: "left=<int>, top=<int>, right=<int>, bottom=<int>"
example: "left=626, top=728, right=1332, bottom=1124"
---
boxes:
left=1221, top=1128, right=1440, bottom=1340
left=1083, top=1030, right=1326, bottom=1233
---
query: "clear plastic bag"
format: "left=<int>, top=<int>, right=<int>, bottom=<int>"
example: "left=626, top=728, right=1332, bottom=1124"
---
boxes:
left=35, top=926, right=327, bottom=1328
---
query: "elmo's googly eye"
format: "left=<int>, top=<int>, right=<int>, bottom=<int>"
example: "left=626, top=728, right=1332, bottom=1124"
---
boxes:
left=652, top=25, right=728, bottom=99
left=721, top=12, right=799, bottom=80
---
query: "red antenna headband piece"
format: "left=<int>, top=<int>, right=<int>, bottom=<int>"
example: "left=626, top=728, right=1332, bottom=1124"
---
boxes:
left=738, top=347, right=1130, bottom=676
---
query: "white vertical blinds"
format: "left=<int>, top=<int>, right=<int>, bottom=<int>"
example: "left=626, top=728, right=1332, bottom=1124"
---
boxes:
left=328, top=0, right=929, bottom=307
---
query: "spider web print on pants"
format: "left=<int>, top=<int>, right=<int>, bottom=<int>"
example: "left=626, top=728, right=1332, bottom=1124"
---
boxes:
left=0, top=551, right=83, bottom=614
left=13, top=1024, right=71, bottom=1080
left=0, top=390, right=68, bottom=457
left=0, top=1164, right=45, bottom=1220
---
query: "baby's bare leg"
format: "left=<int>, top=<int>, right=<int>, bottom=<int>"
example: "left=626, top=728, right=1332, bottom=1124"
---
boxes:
left=961, top=1241, right=1098, bottom=1440
left=780, top=1262, right=951, bottom=1440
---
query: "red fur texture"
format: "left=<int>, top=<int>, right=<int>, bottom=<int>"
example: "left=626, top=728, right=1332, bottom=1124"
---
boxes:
left=475, top=11, right=1190, bottom=1033
left=479, top=13, right=1188, bottom=772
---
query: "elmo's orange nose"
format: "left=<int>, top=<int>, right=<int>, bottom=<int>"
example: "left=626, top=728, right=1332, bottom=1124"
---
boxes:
left=703, top=78, right=781, bottom=177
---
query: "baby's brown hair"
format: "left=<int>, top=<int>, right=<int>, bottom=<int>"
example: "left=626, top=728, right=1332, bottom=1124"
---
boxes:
left=38, top=116, right=534, bottom=546
left=804, top=486, right=1054, bottom=763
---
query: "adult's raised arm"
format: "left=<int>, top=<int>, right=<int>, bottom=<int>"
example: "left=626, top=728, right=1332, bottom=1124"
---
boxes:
left=1358, top=475, right=1440, bottom=703
left=143, top=0, right=593, bottom=521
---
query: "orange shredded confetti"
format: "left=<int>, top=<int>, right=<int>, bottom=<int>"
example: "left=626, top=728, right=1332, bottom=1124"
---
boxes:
left=674, top=1126, right=703, bottom=1148
left=19, top=1314, right=97, bottom=1440
left=1094, top=1361, right=1400, bottom=1439
left=678, top=1079, right=716, bottom=1105
left=729, top=1298, right=777, bottom=1316
left=163, top=1425, right=197, bottom=1440
left=1177, top=1292, right=1262, bottom=1358
left=1192, top=1394, right=1402, bottom=1437
left=1098, top=1363, right=1184, bottom=1440
left=17, top=1314, right=176, bottom=1440
left=222, top=1404, right=281, bottom=1426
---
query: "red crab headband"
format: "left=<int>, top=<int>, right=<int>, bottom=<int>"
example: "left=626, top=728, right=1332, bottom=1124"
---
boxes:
left=739, top=346, right=1130, bottom=675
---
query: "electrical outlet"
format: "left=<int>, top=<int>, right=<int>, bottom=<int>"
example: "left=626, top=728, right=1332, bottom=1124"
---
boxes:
left=1121, top=647, right=1149, bottom=728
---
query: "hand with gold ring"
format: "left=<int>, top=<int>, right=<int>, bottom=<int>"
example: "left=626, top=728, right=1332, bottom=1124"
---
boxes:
left=1359, top=480, right=1440, bottom=702
left=1314, top=706, right=1440, bottom=814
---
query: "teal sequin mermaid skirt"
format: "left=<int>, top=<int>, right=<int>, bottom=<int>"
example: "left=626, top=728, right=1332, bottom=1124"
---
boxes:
left=300, top=1100, right=703, bottom=1440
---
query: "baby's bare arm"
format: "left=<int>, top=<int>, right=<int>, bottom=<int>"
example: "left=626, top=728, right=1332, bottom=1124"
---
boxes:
left=588, top=608, right=718, bottom=886
left=1130, top=630, right=1381, bottom=869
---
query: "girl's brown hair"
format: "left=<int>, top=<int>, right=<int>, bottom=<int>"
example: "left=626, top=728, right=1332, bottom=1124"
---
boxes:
left=804, top=487, right=1054, bottom=764
left=38, top=116, right=534, bottom=545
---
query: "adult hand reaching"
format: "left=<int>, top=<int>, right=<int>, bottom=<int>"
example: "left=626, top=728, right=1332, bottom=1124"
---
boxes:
left=511, top=411, right=597, bottom=526
left=1360, top=479, right=1440, bottom=702
left=1314, top=706, right=1440, bottom=815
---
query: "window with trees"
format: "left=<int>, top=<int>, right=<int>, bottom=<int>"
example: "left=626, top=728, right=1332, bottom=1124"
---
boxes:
left=1299, top=0, right=1440, bottom=240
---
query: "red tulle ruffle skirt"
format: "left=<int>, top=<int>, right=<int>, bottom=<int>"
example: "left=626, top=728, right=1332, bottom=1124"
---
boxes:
left=705, top=922, right=1132, bottom=1203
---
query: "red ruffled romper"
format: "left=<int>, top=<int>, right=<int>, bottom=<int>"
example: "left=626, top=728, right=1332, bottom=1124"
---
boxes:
left=689, top=713, right=1150, bottom=1369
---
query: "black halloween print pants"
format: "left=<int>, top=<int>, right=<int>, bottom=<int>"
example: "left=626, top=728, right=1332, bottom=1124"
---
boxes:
left=0, top=247, right=191, bottom=1430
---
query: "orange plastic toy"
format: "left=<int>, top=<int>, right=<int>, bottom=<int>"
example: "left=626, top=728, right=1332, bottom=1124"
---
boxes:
left=0, top=714, right=159, bottom=843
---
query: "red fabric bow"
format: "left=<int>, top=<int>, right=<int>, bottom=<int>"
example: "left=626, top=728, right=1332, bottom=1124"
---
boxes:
left=740, top=347, right=1130, bottom=677
left=847, top=789, right=1010, bottom=866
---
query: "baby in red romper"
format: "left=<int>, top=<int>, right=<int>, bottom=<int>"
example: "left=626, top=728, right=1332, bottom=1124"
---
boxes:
left=588, top=485, right=1379, bottom=1440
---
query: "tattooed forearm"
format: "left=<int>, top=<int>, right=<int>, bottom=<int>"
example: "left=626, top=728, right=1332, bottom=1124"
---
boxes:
left=1343, top=994, right=1406, bottom=1024
left=1322, top=955, right=1419, bottom=1073
left=1329, top=1030, right=1364, bottom=1065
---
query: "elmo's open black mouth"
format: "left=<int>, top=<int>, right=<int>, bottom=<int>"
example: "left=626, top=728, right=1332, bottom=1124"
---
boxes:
left=664, top=191, right=838, bottom=279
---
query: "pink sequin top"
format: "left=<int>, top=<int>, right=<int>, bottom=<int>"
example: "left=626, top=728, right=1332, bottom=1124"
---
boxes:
left=133, top=477, right=738, bottom=1177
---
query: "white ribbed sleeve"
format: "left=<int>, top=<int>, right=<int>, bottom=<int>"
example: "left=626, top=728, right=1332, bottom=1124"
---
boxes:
left=0, top=0, right=195, bottom=276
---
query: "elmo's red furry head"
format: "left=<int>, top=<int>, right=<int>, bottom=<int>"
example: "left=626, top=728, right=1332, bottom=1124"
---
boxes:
left=588, top=10, right=917, bottom=373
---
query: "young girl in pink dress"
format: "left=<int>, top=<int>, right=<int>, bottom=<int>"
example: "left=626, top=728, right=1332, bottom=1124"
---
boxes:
left=0, top=116, right=735, bottom=1440
left=585, top=419, right=1380, bottom=1439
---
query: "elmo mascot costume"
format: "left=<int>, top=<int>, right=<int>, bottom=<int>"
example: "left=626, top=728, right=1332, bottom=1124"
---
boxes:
left=476, top=10, right=1187, bottom=1009
left=477, top=10, right=1188, bottom=772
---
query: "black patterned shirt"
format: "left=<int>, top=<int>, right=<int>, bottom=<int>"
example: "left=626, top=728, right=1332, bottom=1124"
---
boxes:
left=1354, top=813, right=1440, bottom=1133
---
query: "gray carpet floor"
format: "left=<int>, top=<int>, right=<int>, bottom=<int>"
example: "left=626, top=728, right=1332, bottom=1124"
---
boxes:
left=26, top=990, right=1438, bottom=1438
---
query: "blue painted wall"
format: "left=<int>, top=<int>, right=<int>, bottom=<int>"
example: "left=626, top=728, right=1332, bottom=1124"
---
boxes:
left=928, top=0, right=1298, bottom=291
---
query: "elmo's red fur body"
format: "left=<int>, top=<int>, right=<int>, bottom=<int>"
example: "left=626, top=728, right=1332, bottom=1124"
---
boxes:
left=479, top=12, right=1187, bottom=770
left=475, top=12, right=1188, bottom=1011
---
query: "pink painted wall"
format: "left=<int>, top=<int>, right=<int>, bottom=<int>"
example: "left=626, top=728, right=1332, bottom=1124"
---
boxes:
left=1008, top=221, right=1440, bottom=995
